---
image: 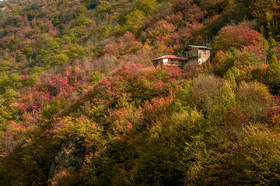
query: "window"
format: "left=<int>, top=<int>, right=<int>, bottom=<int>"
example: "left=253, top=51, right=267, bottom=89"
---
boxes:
left=163, top=58, right=168, bottom=64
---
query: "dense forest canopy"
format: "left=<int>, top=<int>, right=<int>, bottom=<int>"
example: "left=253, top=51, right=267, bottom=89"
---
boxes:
left=0, top=0, right=280, bottom=185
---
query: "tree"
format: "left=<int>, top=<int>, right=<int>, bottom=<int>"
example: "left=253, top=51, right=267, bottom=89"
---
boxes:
left=208, top=83, right=237, bottom=125
left=214, top=49, right=266, bottom=80
left=207, top=124, right=280, bottom=185
left=213, top=23, right=268, bottom=52
left=134, top=0, right=157, bottom=15
left=133, top=109, right=207, bottom=185
left=248, top=0, right=280, bottom=40
left=172, top=0, right=193, bottom=12
left=103, top=32, right=143, bottom=56
left=185, top=74, right=225, bottom=114
left=148, top=19, right=176, bottom=38
left=37, top=36, right=69, bottom=68
left=125, top=10, right=145, bottom=33
left=265, top=54, right=280, bottom=94
left=236, top=81, right=275, bottom=122
left=90, top=71, right=103, bottom=85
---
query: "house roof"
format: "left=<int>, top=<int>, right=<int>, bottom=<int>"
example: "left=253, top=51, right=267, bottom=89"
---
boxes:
left=152, top=55, right=187, bottom=61
left=182, top=45, right=211, bottom=53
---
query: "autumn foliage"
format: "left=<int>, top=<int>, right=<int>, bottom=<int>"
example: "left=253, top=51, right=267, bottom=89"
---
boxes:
left=0, top=0, right=280, bottom=185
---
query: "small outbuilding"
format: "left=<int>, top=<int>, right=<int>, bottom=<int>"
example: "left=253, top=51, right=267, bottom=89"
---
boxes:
left=182, top=45, right=211, bottom=65
left=152, top=55, right=188, bottom=67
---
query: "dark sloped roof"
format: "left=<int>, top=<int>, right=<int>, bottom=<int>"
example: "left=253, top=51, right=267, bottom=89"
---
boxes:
left=182, top=45, right=211, bottom=54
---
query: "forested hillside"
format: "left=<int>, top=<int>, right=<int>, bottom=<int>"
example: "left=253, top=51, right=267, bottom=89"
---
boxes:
left=0, top=0, right=280, bottom=185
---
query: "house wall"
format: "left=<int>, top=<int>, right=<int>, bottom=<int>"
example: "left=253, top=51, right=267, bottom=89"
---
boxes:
left=186, top=48, right=198, bottom=58
left=185, top=48, right=211, bottom=65
left=198, top=49, right=210, bottom=64
left=153, top=59, right=170, bottom=66
left=163, top=58, right=169, bottom=64
left=153, top=59, right=187, bottom=67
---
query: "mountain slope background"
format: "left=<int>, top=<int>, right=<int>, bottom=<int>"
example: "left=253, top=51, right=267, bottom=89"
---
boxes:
left=0, top=0, right=280, bottom=185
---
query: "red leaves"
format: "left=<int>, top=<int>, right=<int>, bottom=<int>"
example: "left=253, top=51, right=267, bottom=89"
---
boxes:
left=214, top=23, right=267, bottom=52
left=160, top=65, right=183, bottom=80
left=141, top=92, right=174, bottom=123
left=172, top=0, right=204, bottom=22
left=172, top=0, right=193, bottom=12
left=98, top=78, right=113, bottom=90
left=150, top=19, right=176, bottom=37
left=49, top=75, right=73, bottom=97
left=226, top=107, right=249, bottom=126
left=269, top=95, right=280, bottom=123
left=2, top=121, right=25, bottom=155
left=103, top=32, right=143, bottom=56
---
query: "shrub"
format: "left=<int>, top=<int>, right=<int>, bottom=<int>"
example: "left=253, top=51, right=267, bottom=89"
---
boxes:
left=236, top=82, right=275, bottom=122
left=186, top=74, right=225, bottom=113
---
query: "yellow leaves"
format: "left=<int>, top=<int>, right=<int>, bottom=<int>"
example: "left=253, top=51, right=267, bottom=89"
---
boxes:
left=97, top=0, right=112, bottom=12
left=265, top=55, right=280, bottom=94
left=237, top=81, right=275, bottom=122
left=171, top=109, right=203, bottom=126
left=96, top=24, right=113, bottom=39
left=134, top=0, right=157, bottom=15
left=125, top=10, right=145, bottom=33
left=52, top=116, right=103, bottom=149
left=106, top=98, right=142, bottom=136
left=76, top=15, right=91, bottom=27
left=149, top=19, right=176, bottom=38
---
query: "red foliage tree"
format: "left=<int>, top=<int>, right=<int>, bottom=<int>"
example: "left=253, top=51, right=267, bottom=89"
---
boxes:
left=103, top=32, right=143, bottom=56
left=214, top=23, right=268, bottom=52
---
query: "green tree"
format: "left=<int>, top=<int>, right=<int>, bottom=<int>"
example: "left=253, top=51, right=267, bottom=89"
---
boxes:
left=125, top=10, right=145, bottom=33
left=207, top=124, right=280, bottom=185
left=236, top=81, right=275, bottom=122
left=90, top=71, right=103, bottom=85
left=24, top=66, right=45, bottom=86
left=249, top=0, right=280, bottom=40
left=185, top=74, right=225, bottom=114
left=134, top=109, right=207, bottom=185
left=96, top=0, right=112, bottom=13
left=41, top=98, right=66, bottom=119
left=208, top=83, right=237, bottom=125
left=134, top=0, right=157, bottom=15
left=75, top=15, right=91, bottom=27
left=2, top=88, right=19, bottom=106
left=265, top=54, right=280, bottom=94
left=37, top=36, right=69, bottom=68
left=224, top=68, right=237, bottom=89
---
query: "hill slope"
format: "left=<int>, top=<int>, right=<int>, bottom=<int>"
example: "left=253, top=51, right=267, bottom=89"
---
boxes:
left=0, top=0, right=280, bottom=185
